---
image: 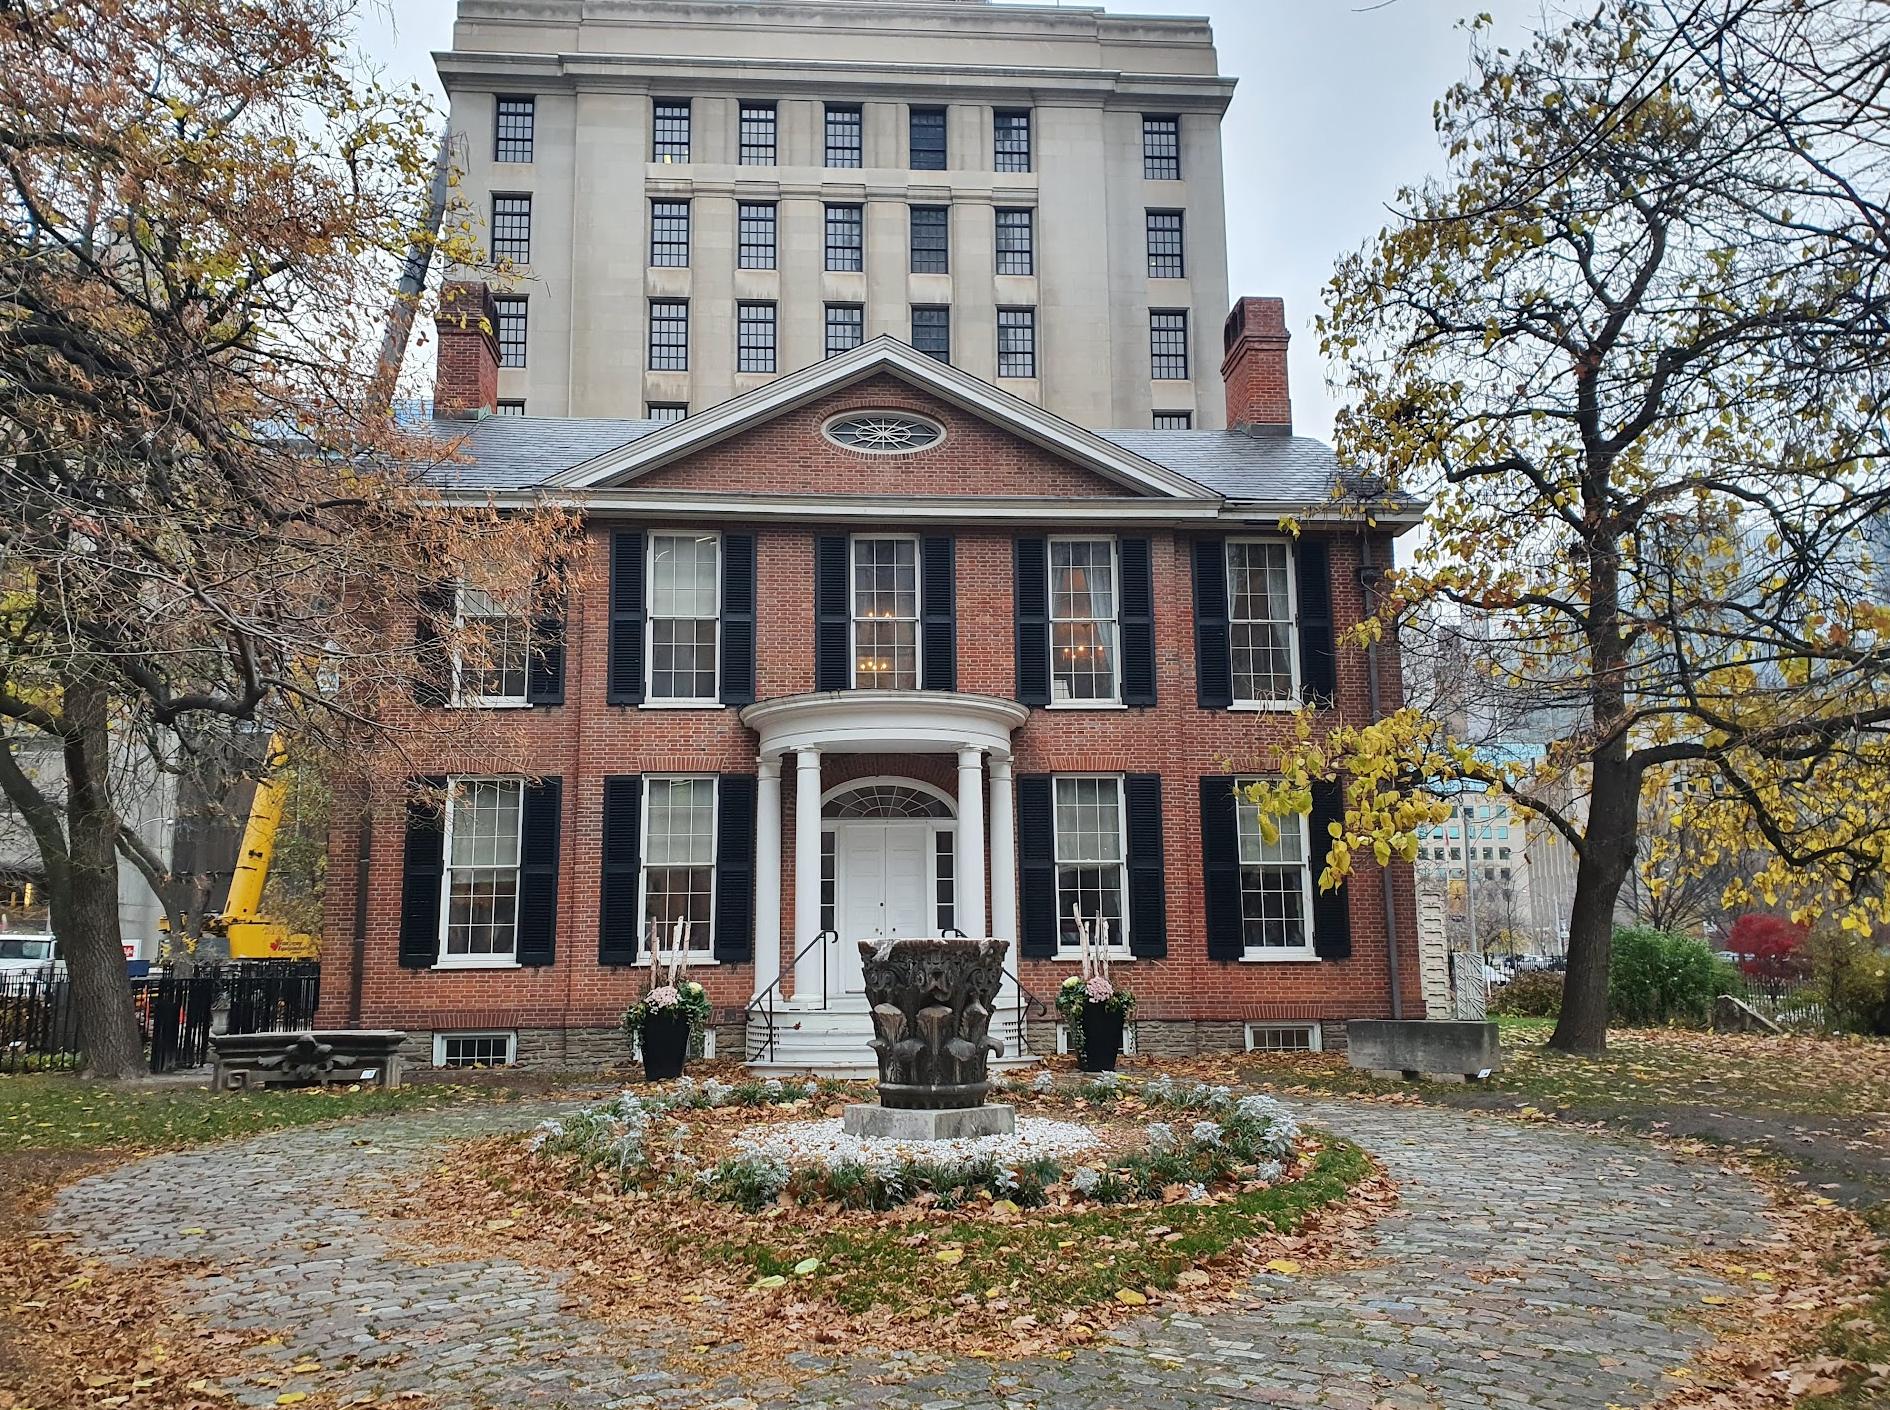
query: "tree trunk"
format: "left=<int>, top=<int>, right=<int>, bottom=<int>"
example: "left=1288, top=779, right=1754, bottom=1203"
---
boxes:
left=1550, top=755, right=1639, bottom=1055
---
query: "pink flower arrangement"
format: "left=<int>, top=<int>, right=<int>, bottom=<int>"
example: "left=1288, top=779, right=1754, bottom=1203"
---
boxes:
left=1084, top=975, right=1115, bottom=1003
left=646, top=984, right=680, bottom=1010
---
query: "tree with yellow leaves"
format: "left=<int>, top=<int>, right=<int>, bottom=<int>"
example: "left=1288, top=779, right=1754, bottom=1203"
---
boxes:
left=1247, top=1, right=1890, bottom=1053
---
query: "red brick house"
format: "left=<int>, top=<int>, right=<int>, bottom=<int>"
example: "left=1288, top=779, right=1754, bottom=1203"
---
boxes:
left=317, top=289, right=1425, bottom=1070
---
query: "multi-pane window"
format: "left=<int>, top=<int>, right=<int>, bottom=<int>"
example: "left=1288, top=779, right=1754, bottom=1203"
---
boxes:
left=1228, top=540, right=1298, bottom=704
left=737, top=301, right=776, bottom=373
left=494, top=297, right=527, bottom=368
left=653, top=100, right=690, bottom=161
left=994, top=109, right=1031, bottom=171
left=738, top=202, right=776, bottom=269
left=1153, top=411, right=1192, bottom=430
left=641, top=777, right=715, bottom=952
left=826, top=304, right=864, bottom=358
left=1053, top=777, right=1126, bottom=950
left=1236, top=787, right=1312, bottom=952
left=649, top=300, right=688, bottom=372
left=851, top=536, right=919, bottom=689
left=442, top=779, right=523, bottom=962
left=825, top=204, right=863, bottom=271
left=491, top=194, right=531, bottom=264
left=648, top=532, right=719, bottom=701
left=910, top=205, right=949, bottom=274
left=454, top=586, right=529, bottom=705
left=1150, top=310, right=1190, bottom=379
left=650, top=199, right=690, bottom=267
left=825, top=104, right=863, bottom=167
left=997, top=307, right=1036, bottom=379
left=912, top=306, right=950, bottom=362
left=495, top=96, right=534, bottom=163
left=437, top=1032, right=515, bottom=1067
left=1143, top=115, right=1181, bottom=180
left=1146, top=210, right=1184, bottom=278
left=497, top=399, right=526, bottom=417
left=739, top=102, right=776, bottom=164
left=647, top=403, right=687, bottom=423
left=1049, top=538, right=1117, bottom=703
left=934, top=832, right=955, bottom=933
left=910, top=107, right=946, bottom=170
left=995, top=208, right=1033, bottom=275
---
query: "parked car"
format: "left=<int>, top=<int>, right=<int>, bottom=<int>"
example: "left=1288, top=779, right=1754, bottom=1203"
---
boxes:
left=0, top=933, right=58, bottom=976
left=1482, top=962, right=1510, bottom=987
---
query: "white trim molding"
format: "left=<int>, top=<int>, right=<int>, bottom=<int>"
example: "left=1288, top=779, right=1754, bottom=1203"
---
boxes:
left=740, top=689, right=1028, bottom=760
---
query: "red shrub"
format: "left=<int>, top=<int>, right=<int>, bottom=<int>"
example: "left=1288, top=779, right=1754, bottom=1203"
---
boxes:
left=1728, top=913, right=1809, bottom=980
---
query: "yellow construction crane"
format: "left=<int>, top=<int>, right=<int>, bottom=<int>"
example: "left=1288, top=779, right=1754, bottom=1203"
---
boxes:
left=211, top=737, right=318, bottom=960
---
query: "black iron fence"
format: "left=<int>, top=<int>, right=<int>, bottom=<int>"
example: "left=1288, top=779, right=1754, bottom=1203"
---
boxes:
left=0, top=960, right=320, bottom=1074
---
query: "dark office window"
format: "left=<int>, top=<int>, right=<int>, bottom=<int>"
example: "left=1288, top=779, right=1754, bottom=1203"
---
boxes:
left=995, top=208, right=1033, bottom=276
left=651, top=200, right=690, bottom=267
left=653, top=100, right=690, bottom=161
left=495, top=97, right=534, bottom=163
left=910, top=107, right=947, bottom=170
left=997, top=308, right=1036, bottom=378
left=910, top=205, right=949, bottom=274
left=912, top=306, right=950, bottom=363
left=994, top=110, right=1031, bottom=171
left=739, top=102, right=776, bottom=165
left=647, top=403, right=688, bottom=423
left=1143, top=115, right=1181, bottom=180
left=1147, top=210, right=1184, bottom=278
left=825, top=204, right=863, bottom=271
left=649, top=300, right=689, bottom=372
left=491, top=194, right=531, bottom=264
left=826, top=304, right=864, bottom=358
left=737, top=302, right=776, bottom=374
left=738, top=202, right=777, bottom=270
left=1151, top=310, right=1189, bottom=379
left=494, top=297, right=527, bottom=368
left=1153, top=411, right=1192, bottom=430
left=497, top=399, right=526, bottom=417
left=826, top=104, right=863, bottom=167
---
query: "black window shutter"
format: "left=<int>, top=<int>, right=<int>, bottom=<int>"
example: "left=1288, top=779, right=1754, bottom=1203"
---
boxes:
left=920, top=534, right=957, bottom=691
left=608, top=530, right=646, bottom=705
left=516, top=778, right=562, bottom=966
left=1124, top=774, right=1166, bottom=957
left=1296, top=537, right=1337, bottom=706
left=1199, top=775, right=1243, bottom=961
left=598, top=775, right=642, bottom=966
left=714, top=774, right=758, bottom=963
left=721, top=532, right=757, bottom=705
left=526, top=574, right=566, bottom=706
left=413, top=584, right=454, bottom=708
left=1193, top=539, right=1233, bottom=709
left=1016, top=774, right=1056, bottom=956
left=398, top=777, right=448, bottom=968
left=815, top=535, right=851, bottom=691
left=1013, top=536, right=1050, bottom=706
left=1119, top=537, right=1156, bottom=707
left=1308, top=778, right=1352, bottom=959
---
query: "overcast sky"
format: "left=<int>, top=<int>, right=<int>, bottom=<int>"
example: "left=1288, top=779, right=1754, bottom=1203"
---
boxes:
left=357, top=0, right=1533, bottom=439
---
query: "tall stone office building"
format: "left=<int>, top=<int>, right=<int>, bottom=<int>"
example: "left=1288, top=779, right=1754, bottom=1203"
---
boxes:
left=437, top=0, right=1236, bottom=429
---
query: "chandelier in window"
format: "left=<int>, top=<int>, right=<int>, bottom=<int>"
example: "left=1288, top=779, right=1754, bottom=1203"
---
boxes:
left=823, top=412, right=944, bottom=454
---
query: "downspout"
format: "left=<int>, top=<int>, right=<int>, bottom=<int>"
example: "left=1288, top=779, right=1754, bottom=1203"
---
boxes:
left=1359, top=532, right=1404, bottom=1019
left=347, top=806, right=372, bottom=1026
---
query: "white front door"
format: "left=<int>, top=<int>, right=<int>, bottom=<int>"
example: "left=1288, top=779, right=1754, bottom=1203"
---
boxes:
left=835, top=822, right=931, bottom=994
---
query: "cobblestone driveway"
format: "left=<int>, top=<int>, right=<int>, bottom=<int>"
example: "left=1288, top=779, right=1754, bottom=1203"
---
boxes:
left=49, top=1097, right=1772, bottom=1409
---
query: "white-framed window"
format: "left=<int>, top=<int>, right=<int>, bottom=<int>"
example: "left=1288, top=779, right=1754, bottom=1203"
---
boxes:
left=452, top=586, right=531, bottom=708
left=1228, top=540, right=1299, bottom=706
left=1053, top=775, right=1128, bottom=952
left=647, top=532, right=720, bottom=703
left=640, top=776, right=716, bottom=955
left=1235, top=782, right=1315, bottom=958
left=1049, top=538, right=1119, bottom=704
left=440, top=778, right=524, bottom=966
left=850, top=535, right=919, bottom=689
left=1244, top=1022, right=1321, bottom=1053
left=434, top=1031, right=518, bottom=1067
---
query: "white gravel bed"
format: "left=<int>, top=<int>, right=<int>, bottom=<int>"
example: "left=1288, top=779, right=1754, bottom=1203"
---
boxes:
left=731, top=1115, right=1101, bottom=1172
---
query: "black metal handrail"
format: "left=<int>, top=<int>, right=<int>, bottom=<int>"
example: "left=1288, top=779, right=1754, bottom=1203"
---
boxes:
left=744, top=929, right=836, bottom=1064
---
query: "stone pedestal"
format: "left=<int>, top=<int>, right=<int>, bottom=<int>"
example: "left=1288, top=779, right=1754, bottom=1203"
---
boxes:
left=842, top=1103, right=1016, bottom=1140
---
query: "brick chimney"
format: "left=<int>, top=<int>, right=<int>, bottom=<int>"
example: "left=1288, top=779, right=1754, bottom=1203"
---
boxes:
left=433, top=280, right=500, bottom=418
left=1221, top=296, right=1292, bottom=435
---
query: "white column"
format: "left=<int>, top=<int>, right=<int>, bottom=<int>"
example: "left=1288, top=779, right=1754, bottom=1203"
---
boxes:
left=988, top=756, right=1016, bottom=944
left=956, top=747, right=988, bottom=938
left=793, top=749, right=824, bottom=999
left=753, top=757, right=782, bottom=1002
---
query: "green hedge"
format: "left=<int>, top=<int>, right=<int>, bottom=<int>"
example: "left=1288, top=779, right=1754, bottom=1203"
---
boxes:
left=1609, top=927, right=1740, bottom=1027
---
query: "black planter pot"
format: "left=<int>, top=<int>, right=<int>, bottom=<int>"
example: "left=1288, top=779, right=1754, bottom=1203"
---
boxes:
left=1078, top=1003, right=1124, bottom=1073
left=639, top=1009, right=690, bottom=1082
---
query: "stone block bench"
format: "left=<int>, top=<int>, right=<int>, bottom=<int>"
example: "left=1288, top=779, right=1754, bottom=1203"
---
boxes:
left=210, top=1030, right=409, bottom=1091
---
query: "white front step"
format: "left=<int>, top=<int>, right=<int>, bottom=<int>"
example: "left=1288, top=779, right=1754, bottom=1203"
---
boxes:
left=744, top=1002, right=1039, bottom=1077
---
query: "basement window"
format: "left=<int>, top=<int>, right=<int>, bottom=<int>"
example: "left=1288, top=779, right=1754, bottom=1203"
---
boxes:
left=434, top=1031, right=517, bottom=1067
left=1244, top=1022, right=1321, bottom=1053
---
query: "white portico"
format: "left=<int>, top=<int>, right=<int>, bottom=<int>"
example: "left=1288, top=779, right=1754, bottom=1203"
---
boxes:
left=739, top=691, right=1030, bottom=1072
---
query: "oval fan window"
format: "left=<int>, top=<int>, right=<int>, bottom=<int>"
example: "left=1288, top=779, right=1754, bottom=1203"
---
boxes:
left=823, top=412, right=945, bottom=454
